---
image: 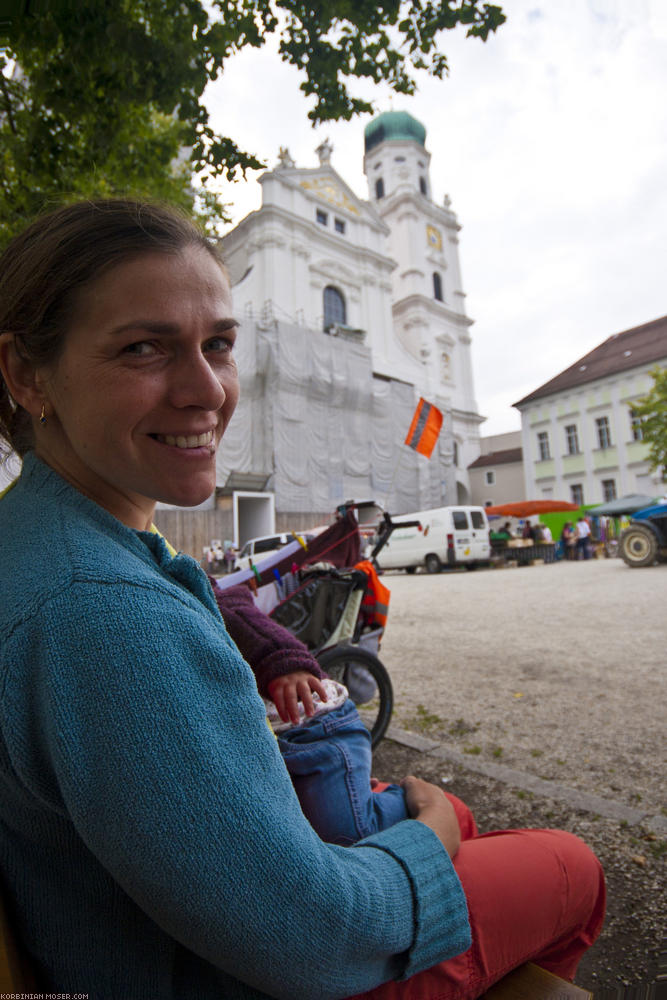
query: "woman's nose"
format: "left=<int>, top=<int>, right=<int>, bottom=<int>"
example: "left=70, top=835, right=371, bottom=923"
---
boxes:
left=169, top=353, right=226, bottom=410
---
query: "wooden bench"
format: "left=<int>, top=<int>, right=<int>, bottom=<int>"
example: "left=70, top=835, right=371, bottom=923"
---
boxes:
left=0, top=885, right=591, bottom=998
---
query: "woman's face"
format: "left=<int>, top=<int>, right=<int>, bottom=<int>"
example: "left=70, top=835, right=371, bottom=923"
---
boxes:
left=36, top=246, right=239, bottom=529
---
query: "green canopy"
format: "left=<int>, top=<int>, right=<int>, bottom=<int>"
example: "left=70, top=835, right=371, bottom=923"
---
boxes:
left=587, top=494, right=658, bottom=517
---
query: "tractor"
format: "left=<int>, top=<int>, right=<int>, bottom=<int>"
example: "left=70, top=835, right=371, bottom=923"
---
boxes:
left=619, top=502, right=667, bottom=567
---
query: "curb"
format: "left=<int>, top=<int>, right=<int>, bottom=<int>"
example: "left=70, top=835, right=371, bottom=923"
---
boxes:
left=383, top=724, right=667, bottom=836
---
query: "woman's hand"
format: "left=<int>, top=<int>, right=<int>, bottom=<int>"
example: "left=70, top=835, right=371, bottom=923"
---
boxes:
left=267, top=671, right=329, bottom=726
left=400, top=775, right=461, bottom=858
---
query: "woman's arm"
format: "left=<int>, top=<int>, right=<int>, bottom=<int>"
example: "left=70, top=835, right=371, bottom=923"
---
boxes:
left=31, top=579, right=469, bottom=999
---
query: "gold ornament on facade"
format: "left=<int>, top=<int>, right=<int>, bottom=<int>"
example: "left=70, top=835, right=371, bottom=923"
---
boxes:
left=426, top=224, right=442, bottom=250
left=300, top=179, right=360, bottom=215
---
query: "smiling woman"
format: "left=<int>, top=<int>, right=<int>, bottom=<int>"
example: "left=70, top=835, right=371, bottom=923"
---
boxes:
left=0, top=201, right=605, bottom=1000
left=0, top=204, right=239, bottom=529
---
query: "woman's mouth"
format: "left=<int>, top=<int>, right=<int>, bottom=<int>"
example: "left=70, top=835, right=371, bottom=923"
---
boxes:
left=153, top=431, right=215, bottom=449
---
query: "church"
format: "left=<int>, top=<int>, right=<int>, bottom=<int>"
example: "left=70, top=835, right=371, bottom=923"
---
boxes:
left=212, top=110, right=484, bottom=539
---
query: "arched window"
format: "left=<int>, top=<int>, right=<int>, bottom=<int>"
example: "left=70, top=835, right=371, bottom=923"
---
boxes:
left=433, top=272, right=443, bottom=301
left=323, top=286, right=346, bottom=330
left=419, top=176, right=427, bottom=196
left=375, top=178, right=385, bottom=200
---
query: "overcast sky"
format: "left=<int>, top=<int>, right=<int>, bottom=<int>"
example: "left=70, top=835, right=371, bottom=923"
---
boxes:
left=205, top=0, right=667, bottom=436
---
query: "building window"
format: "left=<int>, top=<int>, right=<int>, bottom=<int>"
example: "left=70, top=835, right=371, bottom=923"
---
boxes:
left=432, top=272, right=443, bottom=302
left=565, top=424, right=579, bottom=455
left=323, top=285, right=346, bottom=330
left=334, top=217, right=346, bottom=235
left=453, top=441, right=459, bottom=467
left=485, top=470, right=495, bottom=485
left=570, top=483, right=584, bottom=506
left=596, top=416, right=612, bottom=449
left=630, top=409, right=643, bottom=441
left=316, top=208, right=328, bottom=226
left=602, top=479, right=617, bottom=502
left=419, top=176, right=427, bottom=196
left=537, top=431, right=551, bottom=461
left=375, top=178, right=384, bottom=199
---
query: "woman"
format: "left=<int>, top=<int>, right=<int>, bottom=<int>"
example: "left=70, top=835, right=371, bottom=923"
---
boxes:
left=0, top=201, right=604, bottom=999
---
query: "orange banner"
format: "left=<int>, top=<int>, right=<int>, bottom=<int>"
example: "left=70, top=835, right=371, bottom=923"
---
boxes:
left=404, top=398, right=443, bottom=458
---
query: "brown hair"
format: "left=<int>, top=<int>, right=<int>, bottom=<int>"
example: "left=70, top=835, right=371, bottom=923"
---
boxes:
left=0, top=199, right=224, bottom=458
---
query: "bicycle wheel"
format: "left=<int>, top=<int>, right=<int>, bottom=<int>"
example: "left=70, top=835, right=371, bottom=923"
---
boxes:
left=316, top=644, right=393, bottom=749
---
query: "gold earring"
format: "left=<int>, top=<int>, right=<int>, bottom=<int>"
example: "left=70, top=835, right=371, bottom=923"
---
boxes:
left=39, top=404, right=46, bottom=425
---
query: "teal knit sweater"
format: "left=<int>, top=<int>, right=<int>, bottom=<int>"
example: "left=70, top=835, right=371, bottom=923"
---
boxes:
left=0, top=454, right=470, bottom=1000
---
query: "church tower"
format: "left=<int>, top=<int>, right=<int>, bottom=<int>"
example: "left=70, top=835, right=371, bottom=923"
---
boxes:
left=363, top=110, right=483, bottom=501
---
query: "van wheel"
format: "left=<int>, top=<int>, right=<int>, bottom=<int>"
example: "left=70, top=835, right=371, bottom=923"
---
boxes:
left=405, top=566, right=417, bottom=575
left=425, top=554, right=441, bottom=574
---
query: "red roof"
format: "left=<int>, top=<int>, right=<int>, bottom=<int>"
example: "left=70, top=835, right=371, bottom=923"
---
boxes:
left=468, top=447, right=523, bottom=469
left=513, top=315, right=667, bottom=407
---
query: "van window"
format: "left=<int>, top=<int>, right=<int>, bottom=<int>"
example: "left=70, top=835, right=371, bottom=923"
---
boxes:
left=471, top=511, right=486, bottom=529
left=452, top=511, right=468, bottom=530
left=254, top=536, right=283, bottom=555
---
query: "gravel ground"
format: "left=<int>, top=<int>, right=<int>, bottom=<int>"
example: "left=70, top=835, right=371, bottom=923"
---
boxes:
left=370, top=556, right=666, bottom=996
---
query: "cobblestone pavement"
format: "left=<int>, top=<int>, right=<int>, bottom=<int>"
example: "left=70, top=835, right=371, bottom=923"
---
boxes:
left=379, top=557, right=665, bottom=823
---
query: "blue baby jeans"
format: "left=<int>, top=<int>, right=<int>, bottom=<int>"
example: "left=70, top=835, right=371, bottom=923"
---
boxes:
left=277, top=699, right=408, bottom=845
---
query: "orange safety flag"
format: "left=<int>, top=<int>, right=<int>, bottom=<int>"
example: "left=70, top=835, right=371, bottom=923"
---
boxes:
left=404, top=397, right=443, bottom=458
left=354, top=560, right=391, bottom=630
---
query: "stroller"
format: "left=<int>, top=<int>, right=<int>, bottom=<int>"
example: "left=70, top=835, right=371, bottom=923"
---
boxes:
left=217, top=502, right=412, bottom=748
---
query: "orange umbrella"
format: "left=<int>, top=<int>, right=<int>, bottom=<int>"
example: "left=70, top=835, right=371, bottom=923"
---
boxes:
left=485, top=499, right=580, bottom=517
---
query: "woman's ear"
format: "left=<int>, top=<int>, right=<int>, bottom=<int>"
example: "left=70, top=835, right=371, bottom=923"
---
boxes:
left=0, top=332, right=45, bottom=419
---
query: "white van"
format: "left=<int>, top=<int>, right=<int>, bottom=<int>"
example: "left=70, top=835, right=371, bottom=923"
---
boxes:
left=234, top=532, right=315, bottom=572
left=376, top=506, right=491, bottom=573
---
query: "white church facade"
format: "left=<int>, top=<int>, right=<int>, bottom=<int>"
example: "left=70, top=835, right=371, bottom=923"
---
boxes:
left=214, top=110, right=484, bottom=536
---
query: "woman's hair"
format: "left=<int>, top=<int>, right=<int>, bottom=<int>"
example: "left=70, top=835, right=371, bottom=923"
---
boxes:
left=0, top=199, right=225, bottom=458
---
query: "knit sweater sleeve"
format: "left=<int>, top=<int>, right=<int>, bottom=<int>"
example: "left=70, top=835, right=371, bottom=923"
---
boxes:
left=22, top=578, right=469, bottom=999
left=210, top=580, right=326, bottom=694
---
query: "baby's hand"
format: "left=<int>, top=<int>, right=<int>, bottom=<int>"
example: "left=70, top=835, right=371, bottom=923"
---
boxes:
left=267, top=671, right=329, bottom=726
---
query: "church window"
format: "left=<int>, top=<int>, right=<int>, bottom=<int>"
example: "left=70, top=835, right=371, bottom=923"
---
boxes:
left=334, top=217, right=346, bottom=235
left=316, top=209, right=328, bottom=226
left=394, top=156, right=406, bottom=162
left=433, top=272, right=443, bottom=301
left=375, top=178, right=385, bottom=199
left=419, top=176, right=427, bottom=196
left=323, top=286, right=346, bottom=330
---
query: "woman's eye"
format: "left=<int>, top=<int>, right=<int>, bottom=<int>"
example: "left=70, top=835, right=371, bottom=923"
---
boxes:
left=204, top=337, right=233, bottom=355
left=122, top=341, right=158, bottom=357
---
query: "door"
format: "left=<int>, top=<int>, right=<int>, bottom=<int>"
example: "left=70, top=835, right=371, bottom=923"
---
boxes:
left=450, top=509, right=473, bottom=562
left=469, top=509, right=490, bottom=560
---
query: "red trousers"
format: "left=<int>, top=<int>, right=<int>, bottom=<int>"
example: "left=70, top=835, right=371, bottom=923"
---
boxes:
left=352, top=792, right=606, bottom=1000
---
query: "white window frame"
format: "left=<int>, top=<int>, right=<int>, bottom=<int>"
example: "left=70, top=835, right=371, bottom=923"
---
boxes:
left=565, top=424, right=579, bottom=455
left=537, top=431, right=551, bottom=461
left=596, top=416, right=612, bottom=450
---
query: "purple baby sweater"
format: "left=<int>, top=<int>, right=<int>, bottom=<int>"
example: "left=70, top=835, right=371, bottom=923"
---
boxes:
left=210, top=581, right=326, bottom=695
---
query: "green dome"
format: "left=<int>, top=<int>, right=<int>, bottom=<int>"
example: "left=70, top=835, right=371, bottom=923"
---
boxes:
left=364, top=111, right=426, bottom=152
